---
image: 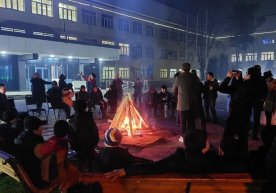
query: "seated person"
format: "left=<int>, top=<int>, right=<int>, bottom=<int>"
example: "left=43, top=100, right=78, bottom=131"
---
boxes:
left=92, top=128, right=149, bottom=172
left=46, top=81, right=63, bottom=109
left=68, top=100, right=99, bottom=171
left=14, top=116, right=48, bottom=188
left=105, top=130, right=247, bottom=181
left=0, top=110, right=24, bottom=154
left=89, top=86, right=107, bottom=118
left=35, top=120, right=79, bottom=193
left=75, top=85, right=89, bottom=105
left=159, top=85, right=171, bottom=117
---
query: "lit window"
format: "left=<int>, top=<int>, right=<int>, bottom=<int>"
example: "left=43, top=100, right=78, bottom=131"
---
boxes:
left=33, top=31, right=53, bottom=37
left=146, top=25, right=153, bottom=37
left=245, top=53, right=257, bottom=61
left=133, top=22, right=142, bottom=35
left=119, top=67, right=129, bottom=79
left=1, top=27, right=25, bottom=33
left=170, top=69, right=177, bottom=78
left=102, top=66, right=115, bottom=80
left=118, top=19, right=129, bottom=32
left=102, top=40, right=115, bottom=46
left=231, top=54, right=242, bottom=62
left=32, top=0, right=52, bottom=17
left=160, top=69, right=168, bottom=79
left=119, top=43, right=129, bottom=56
left=59, top=3, right=77, bottom=22
left=0, top=0, right=24, bottom=11
left=261, top=52, right=274, bottom=61
left=60, top=35, right=77, bottom=40
left=102, top=14, right=114, bottom=29
left=82, top=9, right=96, bottom=25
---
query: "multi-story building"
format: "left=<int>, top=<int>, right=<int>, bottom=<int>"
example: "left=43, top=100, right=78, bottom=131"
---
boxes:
left=214, top=14, right=276, bottom=75
left=0, top=0, right=200, bottom=91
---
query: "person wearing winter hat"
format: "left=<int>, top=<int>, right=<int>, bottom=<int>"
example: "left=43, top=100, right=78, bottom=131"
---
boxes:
left=93, top=128, right=145, bottom=172
left=105, top=130, right=224, bottom=181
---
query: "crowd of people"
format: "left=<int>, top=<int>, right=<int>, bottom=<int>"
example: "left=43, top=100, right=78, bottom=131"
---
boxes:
left=0, top=64, right=276, bottom=193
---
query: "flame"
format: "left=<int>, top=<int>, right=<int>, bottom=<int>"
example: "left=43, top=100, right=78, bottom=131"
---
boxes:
left=120, top=116, right=142, bottom=136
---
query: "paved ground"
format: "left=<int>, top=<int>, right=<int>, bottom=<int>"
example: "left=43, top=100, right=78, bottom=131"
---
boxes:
left=13, top=93, right=263, bottom=161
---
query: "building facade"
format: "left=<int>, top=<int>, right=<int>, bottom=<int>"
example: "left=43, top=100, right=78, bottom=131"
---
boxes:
left=0, top=0, right=200, bottom=91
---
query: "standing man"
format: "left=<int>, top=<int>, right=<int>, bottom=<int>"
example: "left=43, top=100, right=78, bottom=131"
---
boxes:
left=133, top=78, right=143, bottom=106
left=0, top=84, right=9, bottom=119
left=172, top=63, right=198, bottom=139
left=204, top=72, right=219, bottom=123
left=30, top=72, right=51, bottom=109
left=113, top=74, right=124, bottom=102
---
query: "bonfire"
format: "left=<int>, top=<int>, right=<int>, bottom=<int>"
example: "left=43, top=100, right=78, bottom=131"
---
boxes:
left=109, top=93, right=150, bottom=137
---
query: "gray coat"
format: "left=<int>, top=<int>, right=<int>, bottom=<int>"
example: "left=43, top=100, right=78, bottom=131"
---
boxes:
left=172, top=72, right=198, bottom=111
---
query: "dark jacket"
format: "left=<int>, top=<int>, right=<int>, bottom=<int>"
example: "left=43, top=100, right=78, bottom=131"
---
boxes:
left=0, top=93, right=9, bottom=117
left=90, top=89, right=104, bottom=106
left=159, top=91, right=171, bottom=105
left=75, top=91, right=89, bottom=103
left=46, top=87, right=63, bottom=108
left=133, top=81, right=143, bottom=97
left=58, top=79, right=67, bottom=91
left=93, top=147, right=134, bottom=172
left=125, top=148, right=224, bottom=176
left=15, top=130, right=47, bottom=188
left=204, top=79, right=219, bottom=99
left=104, top=88, right=118, bottom=106
left=219, top=77, right=255, bottom=117
left=30, top=78, right=51, bottom=99
left=69, top=112, right=99, bottom=158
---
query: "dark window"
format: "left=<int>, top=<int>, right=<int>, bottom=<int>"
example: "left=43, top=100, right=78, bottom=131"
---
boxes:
left=160, top=29, right=168, bottom=40
left=102, top=14, right=114, bottom=29
left=131, top=46, right=142, bottom=58
left=82, top=10, right=96, bottom=25
left=146, top=47, right=154, bottom=58
left=118, top=19, right=129, bottom=32
left=146, top=25, right=153, bottom=37
left=133, top=22, right=142, bottom=35
left=171, top=31, right=177, bottom=41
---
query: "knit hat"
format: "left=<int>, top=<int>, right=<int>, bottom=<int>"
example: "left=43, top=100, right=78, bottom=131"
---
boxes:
left=184, top=129, right=207, bottom=152
left=104, top=128, right=122, bottom=147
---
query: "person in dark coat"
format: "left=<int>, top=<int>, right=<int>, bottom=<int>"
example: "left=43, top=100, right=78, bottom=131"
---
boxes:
left=0, top=110, right=23, bottom=154
left=14, top=116, right=47, bottom=188
left=104, top=84, right=118, bottom=114
left=105, top=129, right=247, bottom=181
left=159, top=85, right=171, bottom=118
left=251, top=65, right=268, bottom=140
left=68, top=100, right=99, bottom=171
left=89, top=86, right=107, bottom=118
left=81, top=72, right=97, bottom=93
left=204, top=72, right=219, bottom=123
left=0, top=84, right=10, bottom=119
left=58, top=74, right=67, bottom=91
left=112, top=74, right=124, bottom=101
left=92, top=128, right=135, bottom=172
left=46, top=81, right=63, bottom=109
left=133, top=78, right=143, bottom=106
left=143, top=86, right=159, bottom=117
left=191, top=70, right=206, bottom=132
left=30, top=72, right=51, bottom=109
left=219, top=68, right=259, bottom=159
left=75, top=85, right=89, bottom=105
